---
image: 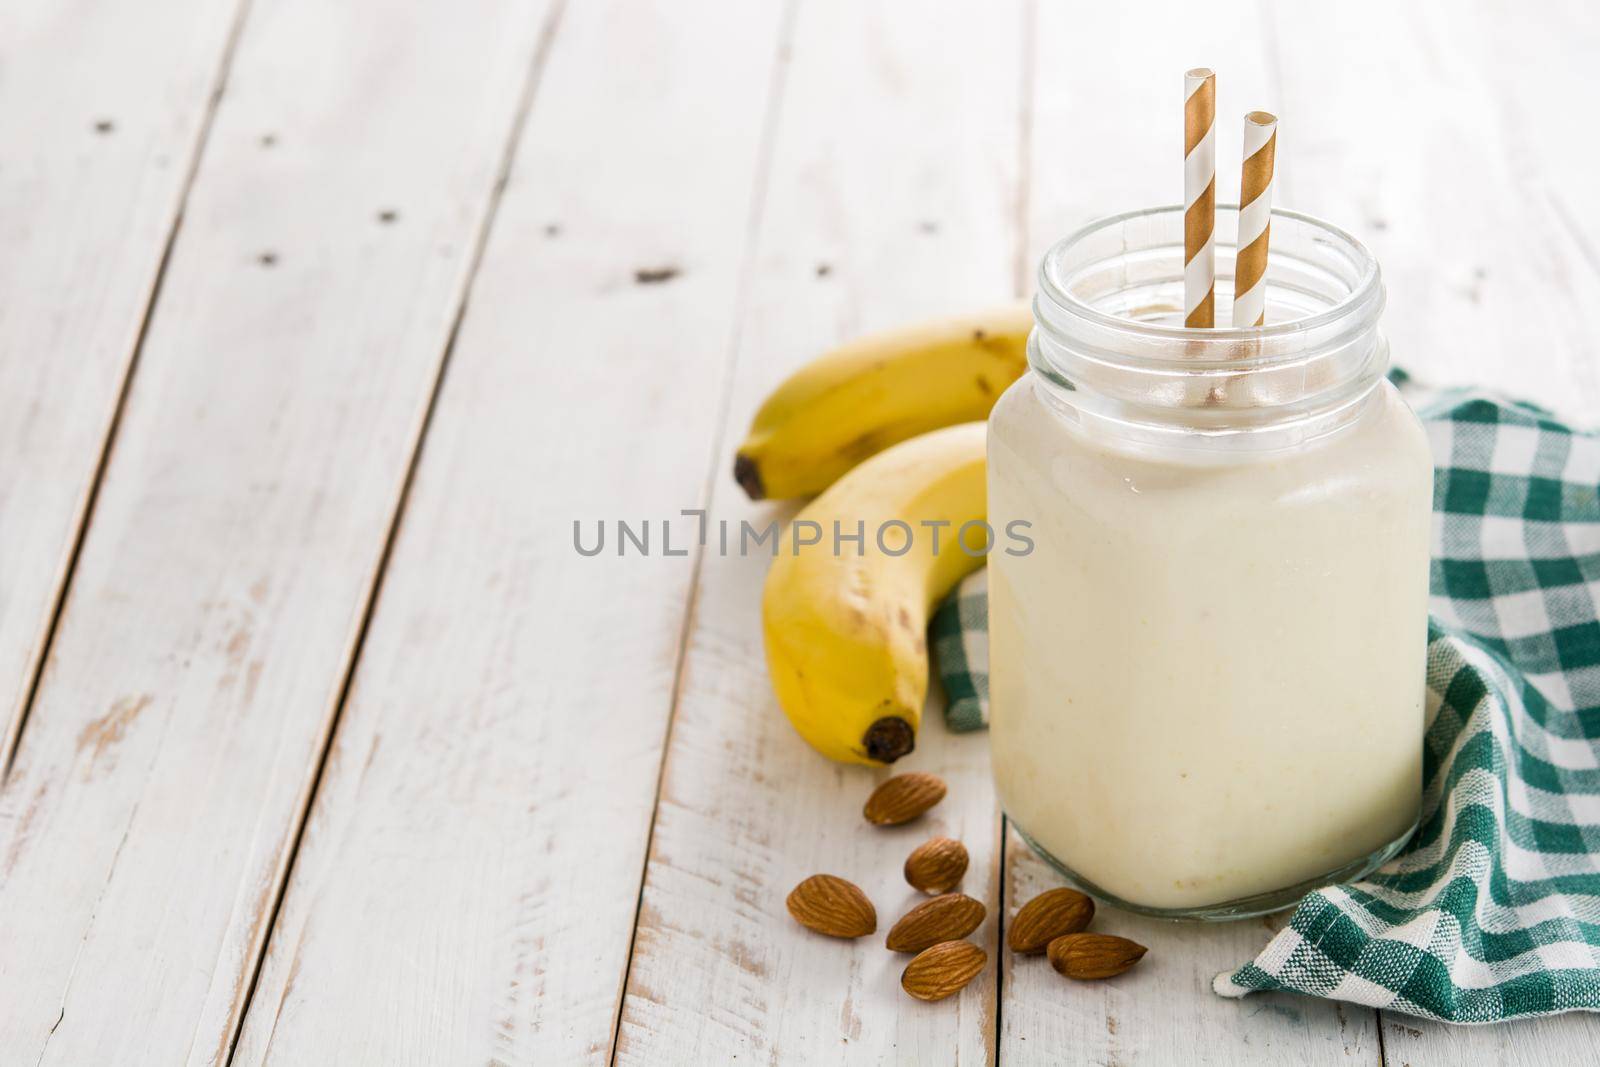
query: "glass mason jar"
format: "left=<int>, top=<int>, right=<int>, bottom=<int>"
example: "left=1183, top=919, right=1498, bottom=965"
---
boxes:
left=987, top=205, right=1433, bottom=919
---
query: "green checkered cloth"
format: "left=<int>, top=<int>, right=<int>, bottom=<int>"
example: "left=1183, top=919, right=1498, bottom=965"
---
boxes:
left=930, top=369, right=1600, bottom=1023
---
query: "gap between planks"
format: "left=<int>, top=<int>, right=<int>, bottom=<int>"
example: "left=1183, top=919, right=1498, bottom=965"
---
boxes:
left=603, top=0, right=802, bottom=1061
left=996, top=3, right=1039, bottom=1055
left=223, top=3, right=797, bottom=1061
left=612, top=0, right=1025, bottom=1061
left=218, top=3, right=573, bottom=1062
left=0, top=0, right=255, bottom=782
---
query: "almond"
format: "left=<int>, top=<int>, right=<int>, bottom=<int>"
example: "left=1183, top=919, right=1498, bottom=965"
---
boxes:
left=786, top=874, right=876, bottom=939
left=886, top=892, right=986, bottom=952
left=904, top=837, right=969, bottom=895
left=1046, top=932, right=1148, bottom=980
left=1007, top=887, right=1094, bottom=954
left=901, top=940, right=987, bottom=1002
left=864, top=772, right=947, bottom=826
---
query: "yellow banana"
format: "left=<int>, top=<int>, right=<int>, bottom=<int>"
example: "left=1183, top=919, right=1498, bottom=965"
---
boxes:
left=734, top=304, right=1030, bottom=500
left=762, top=423, right=988, bottom=765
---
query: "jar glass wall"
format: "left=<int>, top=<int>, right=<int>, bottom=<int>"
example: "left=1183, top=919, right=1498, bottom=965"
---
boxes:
left=986, top=205, right=1433, bottom=918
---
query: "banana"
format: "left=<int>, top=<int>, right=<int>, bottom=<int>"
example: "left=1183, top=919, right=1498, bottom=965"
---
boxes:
left=762, top=422, right=988, bottom=765
left=734, top=304, right=1030, bottom=500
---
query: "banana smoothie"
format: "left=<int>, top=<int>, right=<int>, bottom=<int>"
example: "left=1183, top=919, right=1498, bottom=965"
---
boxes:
left=988, top=378, right=1431, bottom=911
left=987, top=206, right=1433, bottom=915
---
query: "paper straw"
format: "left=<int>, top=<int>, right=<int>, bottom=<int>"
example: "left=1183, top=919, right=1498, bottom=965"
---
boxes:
left=1183, top=69, right=1217, bottom=328
left=1232, top=110, right=1278, bottom=327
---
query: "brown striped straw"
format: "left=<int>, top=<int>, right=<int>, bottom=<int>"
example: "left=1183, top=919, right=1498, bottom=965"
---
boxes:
left=1232, top=110, right=1278, bottom=327
left=1183, top=69, right=1217, bottom=328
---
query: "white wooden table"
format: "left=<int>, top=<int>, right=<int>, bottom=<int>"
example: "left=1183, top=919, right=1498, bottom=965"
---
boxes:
left=2, top=1, right=1597, bottom=1063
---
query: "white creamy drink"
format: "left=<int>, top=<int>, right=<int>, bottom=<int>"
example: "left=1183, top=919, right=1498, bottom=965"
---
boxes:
left=987, top=206, right=1433, bottom=915
left=988, top=379, right=1431, bottom=911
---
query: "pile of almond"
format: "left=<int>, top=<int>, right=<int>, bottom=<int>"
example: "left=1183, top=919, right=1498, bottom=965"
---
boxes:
left=786, top=771, right=1148, bottom=1002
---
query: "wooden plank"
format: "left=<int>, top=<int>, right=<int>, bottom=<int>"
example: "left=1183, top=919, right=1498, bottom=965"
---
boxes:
left=1382, top=1017, right=1593, bottom=1067
left=0, top=0, right=245, bottom=767
left=1003, top=828, right=1379, bottom=1065
left=1269, top=0, right=1600, bottom=419
left=614, top=1, right=1025, bottom=1062
left=1003, top=2, right=1381, bottom=1063
left=1479, top=0, right=1600, bottom=332
left=1434, top=0, right=1600, bottom=418
left=1381, top=1013, right=1600, bottom=1067
left=225, top=2, right=788, bottom=1063
left=0, top=0, right=559, bottom=1062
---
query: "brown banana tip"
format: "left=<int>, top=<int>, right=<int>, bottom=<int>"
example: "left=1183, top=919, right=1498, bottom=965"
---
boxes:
left=733, top=452, right=765, bottom=500
left=863, top=716, right=915, bottom=763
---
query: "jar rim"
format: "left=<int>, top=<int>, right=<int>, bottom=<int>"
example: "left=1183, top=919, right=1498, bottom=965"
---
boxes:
left=1037, top=203, right=1382, bottom=346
